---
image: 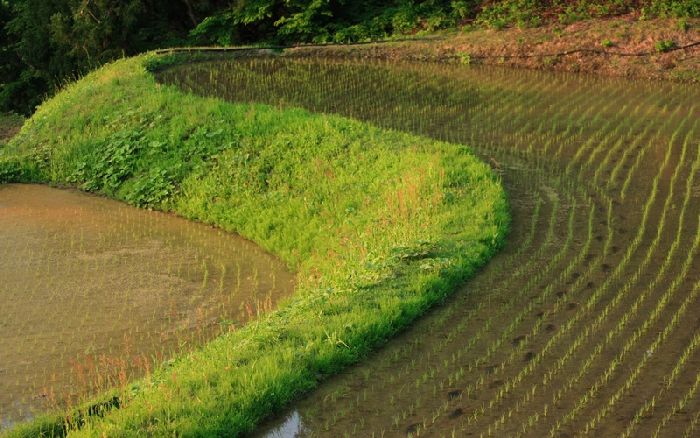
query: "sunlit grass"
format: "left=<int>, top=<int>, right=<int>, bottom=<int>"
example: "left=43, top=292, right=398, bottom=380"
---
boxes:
left=0, top=54, right=507, bottom=436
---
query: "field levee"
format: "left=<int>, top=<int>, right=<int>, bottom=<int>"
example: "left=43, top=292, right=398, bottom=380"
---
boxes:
left=0, top=54, right=507, bottom=436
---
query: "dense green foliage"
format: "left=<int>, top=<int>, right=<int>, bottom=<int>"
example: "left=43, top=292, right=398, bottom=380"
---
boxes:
left=191, top=0, right=700, bottom=44
left=0, top=54, right=508, bottom=436
left=190, top=0, right=472, bottom=45
left=2, top=0, right=699, bottom=115
left=0, top=0, right=228, bottom=114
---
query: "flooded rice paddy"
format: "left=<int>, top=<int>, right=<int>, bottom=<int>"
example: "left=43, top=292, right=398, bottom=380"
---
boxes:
left=157, top=57, right=700, bottom=437
left=0, top=184, right=295, bottom=429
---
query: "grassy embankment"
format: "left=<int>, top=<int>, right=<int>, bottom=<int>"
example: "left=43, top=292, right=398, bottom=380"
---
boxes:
left=0, top=53, right=508, bottom=436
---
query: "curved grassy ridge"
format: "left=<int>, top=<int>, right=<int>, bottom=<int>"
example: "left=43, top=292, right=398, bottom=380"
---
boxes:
left=0, top=54, right=508, bottom=436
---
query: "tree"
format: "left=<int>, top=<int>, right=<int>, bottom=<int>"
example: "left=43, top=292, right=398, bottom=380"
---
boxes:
left=0, top=0, right=229, bottom=114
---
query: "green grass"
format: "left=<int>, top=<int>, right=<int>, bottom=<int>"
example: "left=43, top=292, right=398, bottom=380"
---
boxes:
left=0, top=54, right=508, bottom=436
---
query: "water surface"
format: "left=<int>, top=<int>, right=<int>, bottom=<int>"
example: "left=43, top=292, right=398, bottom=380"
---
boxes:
left=0, top=184, right=295, bottom=428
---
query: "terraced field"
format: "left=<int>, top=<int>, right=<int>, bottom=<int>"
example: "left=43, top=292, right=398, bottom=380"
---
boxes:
left=157, top=58, right=700, bottom=437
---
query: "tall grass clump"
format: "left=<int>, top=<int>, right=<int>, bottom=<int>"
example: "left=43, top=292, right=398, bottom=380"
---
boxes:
left=0, top=53, right=508, bottom=436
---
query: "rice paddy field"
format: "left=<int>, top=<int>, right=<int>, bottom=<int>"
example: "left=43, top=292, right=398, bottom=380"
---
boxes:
left=155, top=56, right=700, bottom=437
left=0, top=53, right=507, bottom=436
left=0, top=183, right=294, bottom=430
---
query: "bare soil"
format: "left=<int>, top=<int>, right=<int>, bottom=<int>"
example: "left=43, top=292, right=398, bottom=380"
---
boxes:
left=0, top=114, right=23, bottom=145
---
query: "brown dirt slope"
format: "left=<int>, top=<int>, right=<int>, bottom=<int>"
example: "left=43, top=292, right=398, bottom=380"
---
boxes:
left=286, top=16, right=700, bottom=82
left=0, top=114, right=23, bottom=145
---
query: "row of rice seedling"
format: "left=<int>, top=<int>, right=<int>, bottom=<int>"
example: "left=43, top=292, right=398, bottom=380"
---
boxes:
left=651, top=343, right=700, bottom=437
left=508, top=123, right=700, bottom=437
left=590, top=96, right=670, bottom=187
left=605, top=101, right=684, bottom=193
left=471, top=115, right=693, bottom=436
left=546, top=126, right=700, bottom=433
left=560, top=141, right=697, bottom=434
left=158, top=55, right=700, bottom=436
left=624, top=325, right=700, bottom=437
left=498, top=97, right=696, bottom=436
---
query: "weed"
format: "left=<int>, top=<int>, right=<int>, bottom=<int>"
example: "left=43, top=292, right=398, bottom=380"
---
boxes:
left=655, top=39, right=677, bottom=53
left=457, top=51, right=472, bottom=65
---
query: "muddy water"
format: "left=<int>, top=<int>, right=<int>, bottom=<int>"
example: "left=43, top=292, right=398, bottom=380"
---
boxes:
left=0, top=184, right=295, bottom=429
left=159, top=58, right=700, bottom=437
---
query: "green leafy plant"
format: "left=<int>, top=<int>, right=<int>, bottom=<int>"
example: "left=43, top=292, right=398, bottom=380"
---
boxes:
left=457, top=51, right=472, bottom=65
left=655, top=39, right=677, bottom=52
left=70, top=130, right=144, bottom=193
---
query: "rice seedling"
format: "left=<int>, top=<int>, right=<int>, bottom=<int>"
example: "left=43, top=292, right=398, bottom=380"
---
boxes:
left=168, top=55, right=700, bottom=437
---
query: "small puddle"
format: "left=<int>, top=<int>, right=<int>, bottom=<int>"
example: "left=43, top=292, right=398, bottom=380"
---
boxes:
left=264, top=410, right=305, bottom=437
left=0, top=184, right=295, bottom=428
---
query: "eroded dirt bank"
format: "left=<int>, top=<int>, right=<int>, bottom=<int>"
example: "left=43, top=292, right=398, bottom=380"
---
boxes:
left=284, top=16, right=700, bottom=82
